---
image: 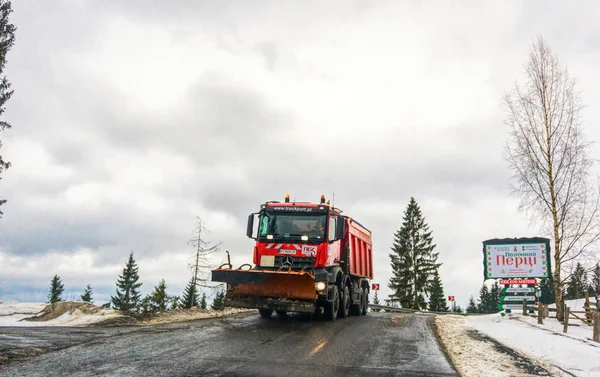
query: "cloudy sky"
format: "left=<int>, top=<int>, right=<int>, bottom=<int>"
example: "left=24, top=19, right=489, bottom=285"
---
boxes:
left=1, top=1, right=600, bottom=307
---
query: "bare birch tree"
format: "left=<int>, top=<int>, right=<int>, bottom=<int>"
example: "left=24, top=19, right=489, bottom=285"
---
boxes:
left=187, top=216, right=222, bottom=292
left=503, top=35, right=600, bottom=321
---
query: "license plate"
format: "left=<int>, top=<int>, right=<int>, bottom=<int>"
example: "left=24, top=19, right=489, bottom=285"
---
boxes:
left=278, top=249, right=296, bottom=255
left=260, top=255, right=275, bottom=267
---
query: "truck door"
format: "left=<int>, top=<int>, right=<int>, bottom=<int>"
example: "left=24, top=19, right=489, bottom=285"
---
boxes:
left=327, top=215, right=341, bottom=265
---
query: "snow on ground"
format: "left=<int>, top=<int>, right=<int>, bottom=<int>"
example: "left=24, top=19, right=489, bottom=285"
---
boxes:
left=0, top=303, right=47, bottom=316
left=435, top=315, right=551, bottom=377
left=466, top=313, right=600, bottom=377
left=0, top=303, right=48, bottom=327
left=0, top=302, right=121, bottom=327
left=0, top=302, right=255, bottom=327
left=437, top=298, right=600, bottom=377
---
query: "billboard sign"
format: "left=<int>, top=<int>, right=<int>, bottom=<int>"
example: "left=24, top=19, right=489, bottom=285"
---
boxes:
left=483, top=238, right=551, bottom=280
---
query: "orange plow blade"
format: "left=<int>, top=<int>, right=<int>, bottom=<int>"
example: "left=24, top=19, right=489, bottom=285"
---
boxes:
left=211, top=267, right=318, bottom=313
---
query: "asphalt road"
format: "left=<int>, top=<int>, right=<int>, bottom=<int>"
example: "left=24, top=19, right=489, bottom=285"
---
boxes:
left=0, top=311, right=458, bottom=377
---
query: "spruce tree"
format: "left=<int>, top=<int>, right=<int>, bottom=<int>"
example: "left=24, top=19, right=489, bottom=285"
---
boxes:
left=428, top=270, right=449, bottom=312
left=0, top=0, right=16, bottom=217
left=47, top=274, right=64, bottom=303
left=169, top=295, right=180, bottom=310
left=200, top=292, right=207, bottom=309
left=150, top=279, right=168, bottom=312
left=566, top=262, right=588, bottom=299
left=451, top=301, right=463, bottom=313
left=477, top=283, right=490, bottom=313
left=466, top=295, right=478, bottom=313
left=372, top=290, right=380, bottom=305
left=388, top=197, right=440, bottom=310
left=540, top=276, right=556, bottom=304
left=80, top=284, right=93, bottom=303
left=488, top=281, right=500, bottom=313
left=211, top=288, right=226, bottom=310
left=180, top=277, right=199, bottom=309
left=589, top=263, right=600, bottom=296
left=110, top=251, right=143, bottom=312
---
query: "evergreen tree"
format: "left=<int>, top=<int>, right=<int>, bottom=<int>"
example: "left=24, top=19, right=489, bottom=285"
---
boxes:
left=80, top=284, right=93, bottom=303
left=566, top=262, right=588, bottom=299
left=372, top=290, right=380, bottom=305
left=180, top=276, right=199, bottom=309
left=488, top=281, right=500, bottom=313
left=428, top=270, right=449, bottom=312
left=466, top=295, right=478, bottom=313
left=590, top=263, right=600, bottom=296
left=388, top=197, right=440, bottom=310
left=0, top=0, right=16, bottom=218
left=200, top=292, right=207, bottom=309
left=211, top=287, right=226, bottom=310
left=140, top=294, right=154, bottom=314
left=149, top=279, right=168, bottom=312
left=47, top=274, right=64, bottom=303
left=168, top=295, right=180, bottom=310
left=110, top=251, right=143, bottom=312
left=477, top=283, right=490, bottom=313
left=540, top=276, right=556, bottom=304
left=451, top=301, right=463, bottom=313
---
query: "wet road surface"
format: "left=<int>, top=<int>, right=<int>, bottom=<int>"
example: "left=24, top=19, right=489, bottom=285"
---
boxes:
left=0, top=312, right=457, bottom=377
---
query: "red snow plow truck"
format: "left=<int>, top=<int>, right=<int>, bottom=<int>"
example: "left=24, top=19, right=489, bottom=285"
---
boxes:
left=211, top=194, right=374, bottom=320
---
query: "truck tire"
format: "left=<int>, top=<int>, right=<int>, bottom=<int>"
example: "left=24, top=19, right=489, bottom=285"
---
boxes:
left=350, top=285, right=362, bottom=316
left=259, top=308, right=273, bottom=318
left=338, top=284, right=350, bottom=318
left=361, top=287, right=368, bottom=315
left=325, top=285, right=339, bottom=321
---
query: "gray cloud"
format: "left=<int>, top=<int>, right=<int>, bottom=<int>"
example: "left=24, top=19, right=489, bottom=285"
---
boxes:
left=2, top=1, right=600, bottom=307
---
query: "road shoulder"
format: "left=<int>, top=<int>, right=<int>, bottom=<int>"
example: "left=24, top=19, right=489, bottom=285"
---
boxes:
left=434, top=315, right=557, bottom=377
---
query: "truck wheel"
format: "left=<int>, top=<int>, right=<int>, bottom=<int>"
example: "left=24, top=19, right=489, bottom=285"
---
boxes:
left=338, top=285, right=350, bottom=318
left=259, top=308, right=273, bottom=318
left=361, top=288, right=368, bottom=315
left=324, top=285, right=339, bottom=321
left=349, top=286, right=362, bottom=316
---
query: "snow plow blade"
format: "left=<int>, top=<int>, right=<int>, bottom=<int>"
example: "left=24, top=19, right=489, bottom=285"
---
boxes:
left=211, top=266, right=317, bottom=313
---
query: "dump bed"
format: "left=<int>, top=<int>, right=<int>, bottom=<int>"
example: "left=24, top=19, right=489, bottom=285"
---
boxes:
left=343, top=217, right=373, bottom=279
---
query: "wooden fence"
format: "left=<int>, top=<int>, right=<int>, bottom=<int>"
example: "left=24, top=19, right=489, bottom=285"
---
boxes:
left=523, top=292, right=600, bottom=342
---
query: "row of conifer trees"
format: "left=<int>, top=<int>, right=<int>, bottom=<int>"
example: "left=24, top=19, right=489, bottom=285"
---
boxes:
left=46, top=251, right=226, bottom=313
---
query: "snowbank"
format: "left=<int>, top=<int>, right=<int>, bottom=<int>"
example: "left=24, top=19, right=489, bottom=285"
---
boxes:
left=0, top=302, right=47, bottom=316
left=435, top=315, right=552, bottom=377
left=0, top=301, right=255, bottom=327
left=0, top=303, right=49, bottom=327
left=0, top=301, right=121, bottom=327
left=466, top=312, right=600, bottom=377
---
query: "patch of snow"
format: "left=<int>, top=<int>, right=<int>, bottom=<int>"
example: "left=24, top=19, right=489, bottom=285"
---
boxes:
left=435, top=315, right=548, bottom=377
left=0, top=303, right=47, bottom=316
left=549, top=298, right=598, bottom=312
left=0, top=302, right=254, bottom=327
left=465, top=312, right=600, bottom=377
left=0, top=302, right=120, bottom=327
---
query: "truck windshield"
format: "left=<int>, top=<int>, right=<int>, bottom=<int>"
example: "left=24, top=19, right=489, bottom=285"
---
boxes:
left=258, top=213, right=327, bottom=242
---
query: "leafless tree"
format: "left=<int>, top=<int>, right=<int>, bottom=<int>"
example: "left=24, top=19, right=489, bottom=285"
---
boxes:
left=187, top=216, right=223, bottom=295
left=503, top=35, right=600, bottom=321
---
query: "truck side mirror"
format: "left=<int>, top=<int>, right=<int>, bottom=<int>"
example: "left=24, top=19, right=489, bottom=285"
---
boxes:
left=336, top=218, right=345, bottom=240
left=247, top=214, right=255, bottom=239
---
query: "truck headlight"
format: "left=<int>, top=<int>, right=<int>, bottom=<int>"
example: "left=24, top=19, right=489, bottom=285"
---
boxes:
left=315, top=282, right=326, bottom=291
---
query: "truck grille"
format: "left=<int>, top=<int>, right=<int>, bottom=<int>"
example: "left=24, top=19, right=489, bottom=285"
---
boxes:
left=274, top=256, right=315, bottom=270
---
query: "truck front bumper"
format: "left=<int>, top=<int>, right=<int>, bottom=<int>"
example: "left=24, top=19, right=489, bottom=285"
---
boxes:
left=225, top=295, right=316, bottom=313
